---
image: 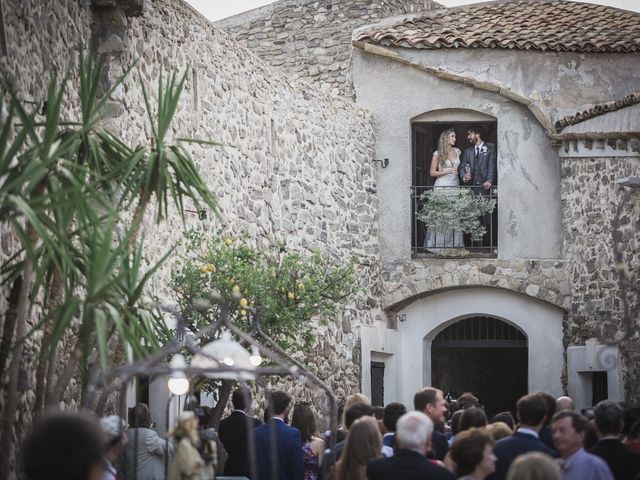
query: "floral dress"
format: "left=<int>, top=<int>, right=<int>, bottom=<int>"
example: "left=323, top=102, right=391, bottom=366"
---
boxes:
left=302, top=441, right=320, bottom=480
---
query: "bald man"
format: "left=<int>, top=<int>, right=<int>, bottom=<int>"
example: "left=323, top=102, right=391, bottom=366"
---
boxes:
left=556, top=396, right=575, bottom=411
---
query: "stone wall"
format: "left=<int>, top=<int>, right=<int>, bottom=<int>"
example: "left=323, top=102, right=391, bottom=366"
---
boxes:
left=0, top=2, right=92, bottom=476
left=560, top=152, right=640, bottom=399
left=380, top=258, right=571, bottom=312
left=0, top=0, right=381, bottom=475
left=217, top=0, right=443, bottom=97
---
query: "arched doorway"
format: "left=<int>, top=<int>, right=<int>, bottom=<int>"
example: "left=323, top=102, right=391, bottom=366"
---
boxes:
left=431, top=316, right=527, bottom=417
left=360, top=287, right=564, bottom=408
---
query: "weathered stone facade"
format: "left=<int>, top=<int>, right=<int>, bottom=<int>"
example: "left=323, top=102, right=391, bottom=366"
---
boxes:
left=0, top=2, right=92, bottom=474
left=0, top=0, right=382, bottom=475
left=380, top=258, right=571, bottom=312
left=217, top=0, right=443, bottom=97
left=2, top=0, right=640, bottom=476
left=560, top=152, right=640, bottom=399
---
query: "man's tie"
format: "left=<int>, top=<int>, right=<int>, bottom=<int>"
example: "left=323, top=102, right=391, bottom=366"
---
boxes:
left=475, top=146, right=479, bottom=159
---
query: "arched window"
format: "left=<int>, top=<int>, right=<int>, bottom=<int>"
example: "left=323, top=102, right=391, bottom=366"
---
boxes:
left=412, top=109, right=498, bottom=257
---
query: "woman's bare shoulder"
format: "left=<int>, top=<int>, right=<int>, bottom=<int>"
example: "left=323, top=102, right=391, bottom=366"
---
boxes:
left=310, top=436, right=325, bottom=447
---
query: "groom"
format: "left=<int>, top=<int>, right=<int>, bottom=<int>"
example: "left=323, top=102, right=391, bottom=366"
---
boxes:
left=459, top=125, right=497, bottom=246
left=459, top=125, right=496, bottom=192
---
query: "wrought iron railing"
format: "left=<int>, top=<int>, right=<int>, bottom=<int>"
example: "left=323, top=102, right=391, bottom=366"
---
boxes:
left=412, top=184, right=498, bottom=257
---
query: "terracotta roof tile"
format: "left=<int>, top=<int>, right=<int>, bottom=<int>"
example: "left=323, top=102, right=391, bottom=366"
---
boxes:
left=354, top=0, right=640, bottom=53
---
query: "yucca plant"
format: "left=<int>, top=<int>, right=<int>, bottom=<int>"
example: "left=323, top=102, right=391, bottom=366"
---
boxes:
left=0, top=52, right=218, bottom=478
left=125, top=68, right=219, bottom=239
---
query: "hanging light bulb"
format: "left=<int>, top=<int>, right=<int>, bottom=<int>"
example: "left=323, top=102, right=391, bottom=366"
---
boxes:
left=249, top=346, right=263, bottom=367
left=167, top=376, right=189, bottom=396
left=192, top=331, right=257, bottom=380
left=168, top=354, right=190, bottom=396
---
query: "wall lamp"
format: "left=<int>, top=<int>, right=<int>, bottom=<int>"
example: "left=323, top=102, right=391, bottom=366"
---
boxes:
left=21, top=99, right=48, bottom=116
left=185, top=209, right=209, bottom=220
left=373, top=158, right=389, bottom=168
left=616, top=176, right=640, bottom=188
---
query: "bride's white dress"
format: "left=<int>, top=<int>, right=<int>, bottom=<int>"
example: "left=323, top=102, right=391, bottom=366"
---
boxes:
left=425, top=148, right=464, bottom=251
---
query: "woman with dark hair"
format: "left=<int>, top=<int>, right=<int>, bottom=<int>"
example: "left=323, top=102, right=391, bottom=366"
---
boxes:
left=490, top=411, right=515, bottom=431
left=459, top=407, right=488, bottom=433
left=450, top=428, right=496, bottom=479
left=291, top=403, right=325, bottom=480
left=335, top=416, right=381, bottom=480
left=622, top=406, right=640, bottom=453
left=124, top=403, right=173, bottom=480
left=625, top=420, right=640, bottom=453
left=23, top=412, right=104, bottom=480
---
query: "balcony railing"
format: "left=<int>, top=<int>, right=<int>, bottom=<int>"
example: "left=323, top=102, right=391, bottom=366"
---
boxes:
left=411, top=185, right=498, bottom=257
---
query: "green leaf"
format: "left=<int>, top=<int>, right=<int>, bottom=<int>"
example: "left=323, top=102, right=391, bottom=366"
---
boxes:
left=94, top=308, right=109, bottom=370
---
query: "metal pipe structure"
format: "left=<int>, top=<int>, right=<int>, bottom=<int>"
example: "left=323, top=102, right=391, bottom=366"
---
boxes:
left=85, top=301, right=339, bottom=479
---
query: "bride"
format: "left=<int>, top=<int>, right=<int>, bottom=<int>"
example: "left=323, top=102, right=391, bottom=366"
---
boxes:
left=424, top=128, right=464, bottom=251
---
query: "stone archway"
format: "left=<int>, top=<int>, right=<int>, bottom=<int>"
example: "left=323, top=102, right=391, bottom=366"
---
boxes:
left=361, top=286, right=564, bottom=408
left=431, top=316, right=528, bottom=417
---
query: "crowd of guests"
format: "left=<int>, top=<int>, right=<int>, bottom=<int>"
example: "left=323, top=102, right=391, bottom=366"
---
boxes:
left=21, top=386, right=640, bottom=480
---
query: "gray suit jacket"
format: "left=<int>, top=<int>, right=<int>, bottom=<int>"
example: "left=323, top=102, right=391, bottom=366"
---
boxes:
left=124, top=427, right=173, bottom=480
left=459, top=142, right=497, bottom=187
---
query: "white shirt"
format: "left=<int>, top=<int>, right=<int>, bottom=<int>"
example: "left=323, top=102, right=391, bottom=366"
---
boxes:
left=516, top=427, right=540, bottom=438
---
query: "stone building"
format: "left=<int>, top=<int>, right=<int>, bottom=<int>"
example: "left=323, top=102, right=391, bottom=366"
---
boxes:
left=218, top=0, right=640, bottom=413
left=0, top=0, right=638, bottom=474
left=217, top=0, right=443, bottom=97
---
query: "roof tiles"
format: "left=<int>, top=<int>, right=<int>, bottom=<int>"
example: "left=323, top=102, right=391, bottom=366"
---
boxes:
left=354, top=0, right=640, bottom=53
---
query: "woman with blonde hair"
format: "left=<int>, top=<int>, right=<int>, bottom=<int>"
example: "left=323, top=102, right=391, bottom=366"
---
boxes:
left=425, top=127, right=464, bottom=250
left=341, top=393, right=370, bottom=431
left=167, top=411, right=214, bottom=480
left=485, top=421, right=513, bottom=442
left=335, top=416, right=381, bottom=480
left=505, top=452, right=560, bottom=480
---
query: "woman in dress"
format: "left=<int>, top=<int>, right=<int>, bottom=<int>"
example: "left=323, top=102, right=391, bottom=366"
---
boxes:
left=449, top=428, right=496, bottom=480
left=291, top=403, right=325, bottom=480
left=425, top=127, right=464, bottom=251
left=167, top=411, right=213, bottom=480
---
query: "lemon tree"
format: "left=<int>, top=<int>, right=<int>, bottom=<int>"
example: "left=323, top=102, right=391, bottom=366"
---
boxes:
left=171, top=230, right=358, bottom=350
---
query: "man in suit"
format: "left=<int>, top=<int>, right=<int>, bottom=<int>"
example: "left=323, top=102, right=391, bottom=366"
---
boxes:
left=557, top=395, right=576, bottom=411
left=459, top=124, right=497, bottom=192
left=487, top=393, right=556, bottom=480
left=367, top=411, right=456, bottom=480
left=382, top=402, right=407, bottom=453
left=591, top=400, right=640, bottom=480
left=254, top=390, right=304, bottom=480
left=459, top=124, right=497, bottom=247
left=414, top=387, right=449, bottom=460
left=218, top=388, right=262, bottom=477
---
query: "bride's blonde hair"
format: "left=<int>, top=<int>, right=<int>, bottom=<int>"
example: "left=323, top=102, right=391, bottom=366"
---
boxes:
left=437, top=128, right=456, bottom=170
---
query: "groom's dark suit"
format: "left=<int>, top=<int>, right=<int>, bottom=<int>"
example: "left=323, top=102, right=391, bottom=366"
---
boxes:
left=459, top=141, right=497, bottom=247
left=458, top=141, right=497, bottom=190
